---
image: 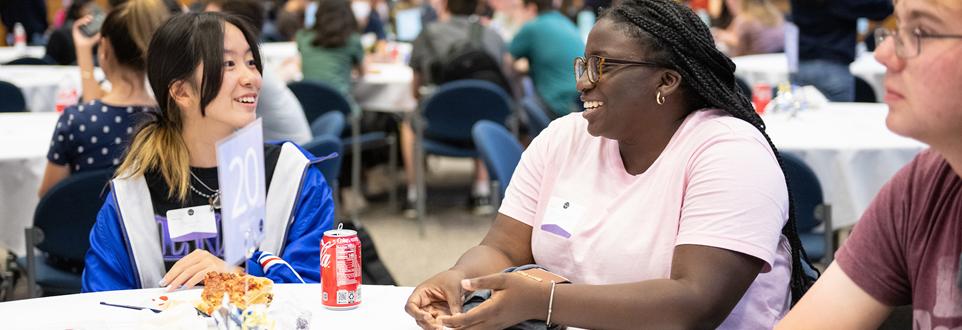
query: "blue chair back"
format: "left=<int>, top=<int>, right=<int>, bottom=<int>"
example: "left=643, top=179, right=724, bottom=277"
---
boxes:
left=0, top=80, right=27, bottom=112
left=472, top=120, right=522, bottom=198
left=303, top=135, right=343, bottom=189
left=521, top=97, right=551, bottom=138
left=311, top=111, right=347, bottom=138
left=781, top=153, right=824, bottom=232
left=287, top=80, right=352, bottom=124
left=34, top=169, right=114, bottom=262
left=423, top=80, right=513, bottom=143
left=5, top=57, right=49, bottom=65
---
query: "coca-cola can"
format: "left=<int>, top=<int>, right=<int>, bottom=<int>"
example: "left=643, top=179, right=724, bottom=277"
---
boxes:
left=320, top=224, right=362, bottom=309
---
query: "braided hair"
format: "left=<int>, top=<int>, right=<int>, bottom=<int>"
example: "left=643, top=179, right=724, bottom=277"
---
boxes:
left=603, top=0, right=818, bottom=305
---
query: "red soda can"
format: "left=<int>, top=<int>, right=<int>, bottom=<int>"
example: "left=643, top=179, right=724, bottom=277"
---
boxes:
left=752, top=83, right=772, bottom=114
left=320, top=223, right=362, bottom=309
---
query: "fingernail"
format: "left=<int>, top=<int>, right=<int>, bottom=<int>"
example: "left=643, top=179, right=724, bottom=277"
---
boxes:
left=165, top=285, right=173, bottom=291
left=461, top=279, right=472, bottom=290
left=158, top=279, right=167, bottom=287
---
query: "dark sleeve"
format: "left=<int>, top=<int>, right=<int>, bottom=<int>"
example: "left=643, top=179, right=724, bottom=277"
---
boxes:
left=834, top=151, right=919, bottom=306
left=831, top=0, right=894, bottom=21
left=44, top=28, right=75, bottom=65
left=364, top=11, right=387, bottom=40
left=46, top=110, right=72, bottom=166
left=409, top=29, right=431, bottom=75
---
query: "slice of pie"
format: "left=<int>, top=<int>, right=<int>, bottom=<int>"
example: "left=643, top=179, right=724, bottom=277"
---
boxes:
left=196, top=272, right=274, bottom=315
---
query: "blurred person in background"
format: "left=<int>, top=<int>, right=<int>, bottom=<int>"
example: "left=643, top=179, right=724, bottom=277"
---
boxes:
left=712, top=0, right=785, bottom=57
left=401, top=0, right=511, bottom=216
left=39, top=0, right=169, bottom=197
left=45, top=0, right=103, bottom=65
left=297, top=0, right=365, bottom=101
left=211, top=0, right=313, bottom=144
left=510, top=0, right=584, bottom=118
left=789, top=0, right=892, bottom=102
left=0, top=0, right=48, bottom=45
left=777, top=0, right=962, bottom=327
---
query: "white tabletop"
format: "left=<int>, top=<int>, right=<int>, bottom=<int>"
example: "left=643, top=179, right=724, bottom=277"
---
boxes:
left=764, top=103, right=926, bottom=228
left=0, top=284, right=420, bottom=329
left=732, top=52, right=887, bottom=103
left=0, top=65, right=104, bottom=113
left=0, top=46, right=45, bottom=64
left=0, top=112, right=60, bottom=256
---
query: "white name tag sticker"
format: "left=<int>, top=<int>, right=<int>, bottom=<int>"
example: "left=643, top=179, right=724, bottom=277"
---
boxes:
left=540, top=196, right=586, bottom=239
left=165, top=205, right=218, bottom=242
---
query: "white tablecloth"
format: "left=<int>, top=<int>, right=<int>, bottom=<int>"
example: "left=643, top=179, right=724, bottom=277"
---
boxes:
left=764, top=103, right=926, bottom=229
left=0, top=46, right=45, bottom=64
left=259, top=41, right=417, bottom=113
left=0, top=112, right=60, bottom=256
left=732, top=52, right=887, bottom=103
left=0, top=284, right=420, bottom=329
left=0, top=65, right=104, bottom=113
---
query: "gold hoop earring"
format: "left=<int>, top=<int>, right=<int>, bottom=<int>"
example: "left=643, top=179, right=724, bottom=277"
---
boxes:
left=656, top=91, right=666, bottom=105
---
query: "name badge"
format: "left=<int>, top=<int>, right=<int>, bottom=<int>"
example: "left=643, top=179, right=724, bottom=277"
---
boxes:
left=165, top=205, right=218, bottom=242
left=540, top=196, right=586, bottom=239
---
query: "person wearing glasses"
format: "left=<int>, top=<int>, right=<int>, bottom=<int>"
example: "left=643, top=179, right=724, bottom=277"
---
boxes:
left=404, top=0, right=815, bottom=328
left=789, top=0, right=892, bottom=102
left=777, top=0, right=962, bottom=328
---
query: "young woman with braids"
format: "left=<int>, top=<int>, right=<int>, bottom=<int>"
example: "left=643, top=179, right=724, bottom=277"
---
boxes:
left=404, top=0, right=815, bottom=328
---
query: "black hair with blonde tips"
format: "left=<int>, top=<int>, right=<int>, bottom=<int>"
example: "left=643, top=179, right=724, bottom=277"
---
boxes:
left=116, top=12, right=263, bottom=202
left=603, top=0, right=818, bottom=305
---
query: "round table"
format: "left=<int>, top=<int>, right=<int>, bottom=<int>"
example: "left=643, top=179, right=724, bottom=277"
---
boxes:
left=0, top=46, right=45, bottom=64
left=732, top=52, right=887, bottom=103
left=258, top=41, right=417, bottom=113
left=0, top=65, right=104, bottom=113
left=763, top=103, right=926, bottom=229
left=0, top=112, right=60, bottom=256
left=0, top=284, right=420, bottom=329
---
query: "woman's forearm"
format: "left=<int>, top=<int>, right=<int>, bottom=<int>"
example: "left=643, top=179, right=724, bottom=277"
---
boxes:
left=450, top=245, right=520, bottom=279
left=550, top=280, right=726, bottom=330
left=75, top=47, right=105, bottom=101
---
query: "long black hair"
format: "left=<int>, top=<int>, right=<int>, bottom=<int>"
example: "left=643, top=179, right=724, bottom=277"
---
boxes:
left=604, top=0, right=818, bottom=305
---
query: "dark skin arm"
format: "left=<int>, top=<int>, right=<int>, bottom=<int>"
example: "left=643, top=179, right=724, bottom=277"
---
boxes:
left=428, top=219, right=765, bottom=330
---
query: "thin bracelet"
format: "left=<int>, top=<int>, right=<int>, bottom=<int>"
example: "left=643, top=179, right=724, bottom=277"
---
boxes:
left=546, top=280, right=557, bottom=327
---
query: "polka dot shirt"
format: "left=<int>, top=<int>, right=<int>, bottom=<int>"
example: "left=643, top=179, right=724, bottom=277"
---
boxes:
left=46, top=100, right=155, bottom=173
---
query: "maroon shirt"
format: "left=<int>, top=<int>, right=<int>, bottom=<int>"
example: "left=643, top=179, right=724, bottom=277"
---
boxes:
left=836, top=149, right=962, bottom=329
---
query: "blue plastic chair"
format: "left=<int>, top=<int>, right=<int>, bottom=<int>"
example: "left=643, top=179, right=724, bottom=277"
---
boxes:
left=5, top=57, right=50, bottom=65
left=781, top=153, right=833, bottom=263
left=288, top=79, right=398, bottom=207
left=472, top=120, right=522, bottom=200
left=310, top=111, right=347, bottom=138
left=0, top=80, right=27, bottom=112
left=18, top=168, right=114, bottom=297
left=521, top=96, right=551, bottom=138
left=302, top=134, right=344, bottom=191
left=413, top=80, right=513, bottom=218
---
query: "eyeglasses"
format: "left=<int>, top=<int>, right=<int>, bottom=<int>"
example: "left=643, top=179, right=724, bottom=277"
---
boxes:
left=574, top=55, right=664, bottom=84
left=875, top=27, right=962, bottom=59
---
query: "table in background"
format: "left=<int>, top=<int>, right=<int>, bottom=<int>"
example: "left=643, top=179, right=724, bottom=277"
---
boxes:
left=0, top=284, right=420, bottom=329
left=0, top=65, right=104, bottom=113
left=0, top=46, right=45, bottom=64
left=732, top=52, right=886, bottom=103
left=0, top=112, right=60, bottom=256
left=764, top=103, right=926, bottom=229
left=259, top=41, right=417, bottom=113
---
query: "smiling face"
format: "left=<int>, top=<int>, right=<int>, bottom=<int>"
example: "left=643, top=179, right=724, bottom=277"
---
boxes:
left=199, top=22, right=262, bottom=131
left=577, top=18, right=671, bottom=140
left=876, top=0, right=962, bottom=146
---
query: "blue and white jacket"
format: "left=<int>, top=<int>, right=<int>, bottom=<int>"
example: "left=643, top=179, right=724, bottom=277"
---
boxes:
left=81, top=142, right=335, bottom=292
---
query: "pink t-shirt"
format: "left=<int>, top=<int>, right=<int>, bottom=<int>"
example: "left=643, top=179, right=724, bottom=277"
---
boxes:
left=500, top=109, right=792, bottom=329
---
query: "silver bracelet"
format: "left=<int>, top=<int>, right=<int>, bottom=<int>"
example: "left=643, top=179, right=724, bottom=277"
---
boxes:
left=546, top=280, right=557, bottom=327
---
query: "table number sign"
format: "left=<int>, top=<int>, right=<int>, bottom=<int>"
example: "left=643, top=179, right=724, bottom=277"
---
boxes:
left=216, top=119, right=266, bottom=266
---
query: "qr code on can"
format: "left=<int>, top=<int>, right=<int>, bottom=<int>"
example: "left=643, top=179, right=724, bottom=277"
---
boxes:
left=337, top=289, right=357, bottom=304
